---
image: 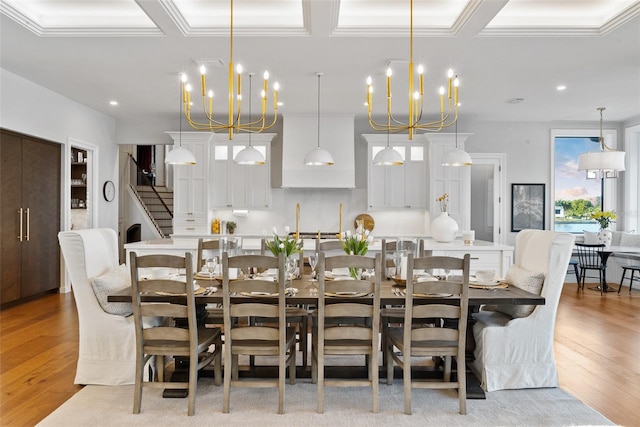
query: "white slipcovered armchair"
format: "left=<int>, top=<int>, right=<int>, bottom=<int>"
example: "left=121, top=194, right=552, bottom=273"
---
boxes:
left=471, top=230, right=575, bottom=391
left=58, top=228, right=161, bottom=385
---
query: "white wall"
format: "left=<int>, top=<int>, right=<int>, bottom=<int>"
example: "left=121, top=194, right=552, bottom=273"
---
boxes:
left=1, top=68, right=120, bottom=232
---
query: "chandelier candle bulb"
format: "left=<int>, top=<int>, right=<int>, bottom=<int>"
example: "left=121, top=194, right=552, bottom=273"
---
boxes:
left=200, top=65, right=206, bottom=96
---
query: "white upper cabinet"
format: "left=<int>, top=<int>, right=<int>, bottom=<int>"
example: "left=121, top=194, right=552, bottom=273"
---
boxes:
left=209, top=133, right=274, bottom=209
left=167, top=133, right=208, bottom=217
left=425, top=133, right=471, bottom=233
left=282, top=114, right=355, bottom=188
left=364, top=134, right=427, bottom=210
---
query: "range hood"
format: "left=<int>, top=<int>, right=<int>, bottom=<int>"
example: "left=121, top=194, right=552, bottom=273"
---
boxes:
left=281, top=114, right=355, bottom=188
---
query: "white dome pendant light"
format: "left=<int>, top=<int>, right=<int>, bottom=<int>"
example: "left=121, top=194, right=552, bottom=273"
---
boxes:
left=442, top=122, right=472, bottom=166
left=373, top=129, right=404, bottom=165
left=304, top=73, right=334, bottom=166
left=166, top=75, right=197, bottom=165
left=235, top=73, right=265, bottom=165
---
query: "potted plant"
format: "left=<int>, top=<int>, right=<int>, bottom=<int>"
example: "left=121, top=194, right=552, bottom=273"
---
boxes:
left=226, top=221, right=237, bottom=234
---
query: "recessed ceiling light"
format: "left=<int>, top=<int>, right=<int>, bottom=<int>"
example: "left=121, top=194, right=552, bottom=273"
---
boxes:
left=109, top=100, right=118, bottom=106
left=557, top=85, right=567, bottom=91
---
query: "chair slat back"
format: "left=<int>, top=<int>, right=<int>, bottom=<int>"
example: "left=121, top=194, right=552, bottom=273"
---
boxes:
left=381, top=238, right=418, bottom=267
left=403, top=254, right=470, bottom=354
left=197, top=238, right=239, bottom=271
left=222, top=253, right=286, bottom=344
left=317, top=253, right=381, bottom=346
left=130, top=252, right=197, bottom=351
left=575, top=243, right=605, bottom=269
left=316, top=239, right=345, bottom=253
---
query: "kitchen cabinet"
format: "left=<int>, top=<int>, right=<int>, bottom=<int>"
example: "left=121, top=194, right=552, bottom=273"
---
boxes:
left=422, top=239, right=513, bottom=278
left=364, top=134, right=427, bottom=210
left=1, top=129, right=61, bottom=304
left=425, top=133, right=471, bottom=233
left=167, top=133, right=209, bottom=234
left=209, top=133, right=274, bottom=209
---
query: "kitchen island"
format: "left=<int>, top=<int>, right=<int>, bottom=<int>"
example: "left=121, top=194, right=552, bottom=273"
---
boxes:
left=125, top=236, right=513, bottom=277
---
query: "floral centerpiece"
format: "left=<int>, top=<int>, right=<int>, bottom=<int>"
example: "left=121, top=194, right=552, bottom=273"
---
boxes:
left=264, top=226, right=302, bottom=258
left=590, top=211, right=616, bottom=230
left=341, top=229, right=373, bottom=279
left=436, top=193, right=449, bottom=212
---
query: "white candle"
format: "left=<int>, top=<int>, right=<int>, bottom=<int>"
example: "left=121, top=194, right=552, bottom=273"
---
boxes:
left=462, top=230, right=475, bottom=245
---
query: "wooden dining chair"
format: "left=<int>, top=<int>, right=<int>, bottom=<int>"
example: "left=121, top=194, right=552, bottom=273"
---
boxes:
left=312, top=253, right=382, bottom=413
left=129, top=252, right=222, bottom=416
left=257, top=238, right=309, bottom=368
left=384, top=254, right=470, bottom=415
left=196, top=237, right=240, bottom=271
left=381, top=238, right=419, bottom=273
left=316, top=239, right=345, bottom=254
left=222, top=253, right=297, bottom=414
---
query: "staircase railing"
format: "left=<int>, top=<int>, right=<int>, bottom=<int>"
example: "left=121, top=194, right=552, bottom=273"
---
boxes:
left=127, top=153, right=173, bottom=219
left=128, top=184, right=167, bottom=237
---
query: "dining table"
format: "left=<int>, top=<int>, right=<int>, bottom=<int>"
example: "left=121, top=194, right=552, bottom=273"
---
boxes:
left=109, top=274, right=544, bottom=399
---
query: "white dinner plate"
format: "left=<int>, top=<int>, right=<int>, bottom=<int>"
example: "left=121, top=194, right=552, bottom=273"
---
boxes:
left=470, top=278, right=501, bottom=287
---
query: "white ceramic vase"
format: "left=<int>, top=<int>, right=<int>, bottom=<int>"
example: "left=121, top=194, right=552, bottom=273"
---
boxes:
left=431, top=212, right=459, bottom=243
left=597, top=228, right=612, bottom=247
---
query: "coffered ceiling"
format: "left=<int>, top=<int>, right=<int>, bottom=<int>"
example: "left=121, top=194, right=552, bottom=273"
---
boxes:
left=1, top=0, right=639, bottom=124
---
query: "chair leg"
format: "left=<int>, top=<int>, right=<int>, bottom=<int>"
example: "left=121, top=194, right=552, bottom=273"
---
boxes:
left=317, top=350, right=324, bottom=414
left=444, top=355, right=452, bottom=382
left=223, top=348, right=232, bottom=413
left=371, top=348, right=379, bottom=413
left=214, top=335, right=222, bottom=387
left=385, top=341, right=394, bottom=385
left=457, top=355, right=467, bottom=415
left=187, top=353, right=197, bottom=416
left=573, top=263, right=580, bottom=285
left=301, top=315, right=309, bottom=369
left=133, top=353, right=144, bottom=414
left=403, top=357, right=412, bottom=415
left=618, top=268, right=627, bottom=293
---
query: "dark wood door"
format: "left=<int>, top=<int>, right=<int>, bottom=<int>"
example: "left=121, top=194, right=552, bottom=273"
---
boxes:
left=0, top=130, right=61, bottom=303
left=1, top=131, right=23, bottom=303
left=20, top=136, right=61, bottom=298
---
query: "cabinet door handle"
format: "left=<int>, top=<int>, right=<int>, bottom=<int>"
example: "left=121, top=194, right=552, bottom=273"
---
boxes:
left=26, top=208, right=30, bottom=241
left=18, top=208, right=23, bottom=241
left=470, top=257, right=479, bottom=260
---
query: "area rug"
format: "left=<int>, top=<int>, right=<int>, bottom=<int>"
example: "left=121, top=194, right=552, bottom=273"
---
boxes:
left=38, top=378, right=613, bottom=426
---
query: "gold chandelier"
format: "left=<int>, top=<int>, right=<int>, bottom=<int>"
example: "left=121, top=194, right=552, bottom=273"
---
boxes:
left=180, top=0, right=279, bottom=140
left=366, top=0, right=459, bottom=140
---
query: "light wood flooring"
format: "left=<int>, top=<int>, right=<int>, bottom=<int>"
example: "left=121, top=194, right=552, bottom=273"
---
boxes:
left=1, top=284, right=638, bottom=426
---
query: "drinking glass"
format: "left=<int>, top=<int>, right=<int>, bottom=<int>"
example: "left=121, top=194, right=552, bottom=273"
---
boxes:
left=308, top=252, right=319, bottom=281
left=286, top=256, right=298, bottom=284
left=206, top=257, right=217, bottom=282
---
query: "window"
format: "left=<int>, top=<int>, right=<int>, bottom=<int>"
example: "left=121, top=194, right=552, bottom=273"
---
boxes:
left=551, top=129, right=618, bottom=233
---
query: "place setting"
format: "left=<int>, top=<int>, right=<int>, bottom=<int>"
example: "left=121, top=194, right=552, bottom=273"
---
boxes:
left=469, top=270, right=509, bottom=290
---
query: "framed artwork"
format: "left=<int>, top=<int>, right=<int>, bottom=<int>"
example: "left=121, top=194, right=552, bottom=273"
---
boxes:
left=511, top=184, right=545, bottom=232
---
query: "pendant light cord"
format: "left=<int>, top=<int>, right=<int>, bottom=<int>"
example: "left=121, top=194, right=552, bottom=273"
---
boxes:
left=248, top=73, right=253, bottom=147
left=317, top=73, right=321, bottom=149
left=455, top=121, right=458, bottom=149
left=178, top=79, right=183, bottom=148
